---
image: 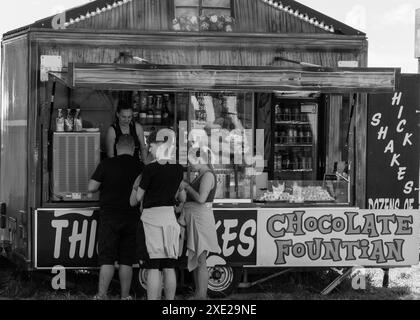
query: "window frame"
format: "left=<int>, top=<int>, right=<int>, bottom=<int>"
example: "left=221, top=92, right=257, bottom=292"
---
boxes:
left=174, top=0, right=234, bottom=18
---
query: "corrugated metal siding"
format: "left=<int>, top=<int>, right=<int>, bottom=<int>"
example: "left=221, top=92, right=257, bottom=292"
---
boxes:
left=0, top=36, right=29, bottom=254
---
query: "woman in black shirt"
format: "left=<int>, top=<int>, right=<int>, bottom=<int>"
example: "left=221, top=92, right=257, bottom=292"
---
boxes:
left=106, top=103, right=148, bottom=164
left=130, top=130, right=184, bottom=300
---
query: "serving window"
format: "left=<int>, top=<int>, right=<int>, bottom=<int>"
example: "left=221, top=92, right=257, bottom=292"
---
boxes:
left=43, top=64, right=398, bottom=207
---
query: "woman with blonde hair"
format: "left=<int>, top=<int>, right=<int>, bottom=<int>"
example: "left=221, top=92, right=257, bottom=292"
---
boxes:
left=130, top=130, right=184, bottom=300
left=180, top=147, right=221, bottom=300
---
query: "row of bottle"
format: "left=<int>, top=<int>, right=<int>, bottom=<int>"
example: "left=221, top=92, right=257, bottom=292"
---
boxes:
left=56, top=109, right=83, bottom=132
left=274, top=125, right=313, bottom=144
left=133, top=93, right=172, bottom=126
left=274, top=149, right=313, bottom=171
left=275, top=104, right=309, bottom=122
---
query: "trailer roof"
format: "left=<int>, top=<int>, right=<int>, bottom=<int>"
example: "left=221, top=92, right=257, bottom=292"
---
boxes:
left=3, top=0, right=365, bottom=39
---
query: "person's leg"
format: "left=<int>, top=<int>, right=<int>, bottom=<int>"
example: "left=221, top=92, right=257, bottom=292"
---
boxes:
left=118, top=218, right=138, bottom=299
left=96, top=216, right=118, bottom=299
left=147, top=268, right=162, bottom=300
left=162, top=268, right=177, bottom=300
left=195, top=252, right=209, bottom=300
left=193, top=268, right=198, bottom=295
left=119, top=265, right=133, bottom=299
left=98, top=265, right=115, bottom=298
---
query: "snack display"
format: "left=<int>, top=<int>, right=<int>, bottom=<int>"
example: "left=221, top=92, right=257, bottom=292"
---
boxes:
left=257, top=182, right=336, bottom=203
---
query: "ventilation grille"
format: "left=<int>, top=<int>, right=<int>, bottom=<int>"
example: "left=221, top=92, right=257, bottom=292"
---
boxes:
left=52, top=132, right=100, bottom=201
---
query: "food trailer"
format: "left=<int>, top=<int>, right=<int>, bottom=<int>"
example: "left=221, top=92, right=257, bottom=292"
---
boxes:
left=1, top=0, right=419, bottom=297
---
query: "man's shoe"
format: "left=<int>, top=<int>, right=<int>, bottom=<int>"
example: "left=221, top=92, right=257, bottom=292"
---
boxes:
left=93, top=294, right=108, bottom=300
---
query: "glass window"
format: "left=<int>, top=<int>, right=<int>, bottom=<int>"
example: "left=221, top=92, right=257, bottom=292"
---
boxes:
left=175, top=7, right=199, bottom=17
left=175, top=0, right=199, bottom=5
left=202, top=0, right=231, bottom=7
left=188, top=92, right=254, bottom=201
left=202, top=8, right=231, bottom=16
left=175, top=0, right=232, bottom=17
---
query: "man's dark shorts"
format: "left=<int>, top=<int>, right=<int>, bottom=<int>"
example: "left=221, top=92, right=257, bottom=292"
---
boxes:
left=97, top=213, right=139, bottom=266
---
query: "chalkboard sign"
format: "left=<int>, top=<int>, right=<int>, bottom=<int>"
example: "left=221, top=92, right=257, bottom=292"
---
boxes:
left=367, top=75, right=420, bottom=210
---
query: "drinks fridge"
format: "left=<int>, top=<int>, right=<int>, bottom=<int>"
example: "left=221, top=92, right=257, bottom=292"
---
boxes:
left=270, top=97, right=318, bottom=181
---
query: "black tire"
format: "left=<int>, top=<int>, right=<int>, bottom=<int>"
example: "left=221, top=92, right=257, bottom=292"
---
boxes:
left=131, top=268, right=147, bottom=299
left=131, top=268, right=183, bottom=299
left=207, top=266, right=241, bottom=299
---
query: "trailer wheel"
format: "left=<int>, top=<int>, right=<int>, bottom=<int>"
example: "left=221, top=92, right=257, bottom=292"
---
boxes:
left=132, top=268, right=178, bottom=299
left=208, top=266, right=241, bottom=298
left=131, top=268, right=147, bottom=298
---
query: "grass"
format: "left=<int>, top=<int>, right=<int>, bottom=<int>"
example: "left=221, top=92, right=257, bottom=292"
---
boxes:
left=1, top=264, right=420, bottom=300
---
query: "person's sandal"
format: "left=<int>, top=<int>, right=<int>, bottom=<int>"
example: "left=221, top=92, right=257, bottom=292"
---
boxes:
left=93, top=294, right=108, bottom=300
left=121, top=295, right=133, bottom=300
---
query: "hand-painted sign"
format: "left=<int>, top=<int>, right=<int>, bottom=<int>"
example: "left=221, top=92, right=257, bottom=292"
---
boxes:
left=35, top=208, right=419, bottom=269
left=257, top=208, right=420, bottom=267
left=210, top=210, right=258, bottom=266
left=367, top=75, right=420, bottom=210
left=35, top=209, right=99, bottom=269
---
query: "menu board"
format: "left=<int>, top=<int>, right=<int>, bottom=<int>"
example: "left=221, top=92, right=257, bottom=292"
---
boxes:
left=367, top=75, right=420, bottom=209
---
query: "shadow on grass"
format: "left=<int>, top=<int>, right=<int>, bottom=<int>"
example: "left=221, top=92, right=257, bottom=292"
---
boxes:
left=228, top=269, right=414, bottom=300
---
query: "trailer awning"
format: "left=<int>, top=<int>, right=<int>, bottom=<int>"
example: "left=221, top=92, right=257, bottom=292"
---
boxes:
left=49, top=63, right=401, bottom=93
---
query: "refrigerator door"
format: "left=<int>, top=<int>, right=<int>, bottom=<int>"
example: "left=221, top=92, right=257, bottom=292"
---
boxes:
left=271, top=98, right=318, bottom=181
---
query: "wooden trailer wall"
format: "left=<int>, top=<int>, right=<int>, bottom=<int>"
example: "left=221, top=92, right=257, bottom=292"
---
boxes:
left=66, top=0, right=336, bottom=34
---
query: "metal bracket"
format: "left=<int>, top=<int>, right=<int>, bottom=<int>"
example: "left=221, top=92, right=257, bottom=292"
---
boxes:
left=238, top=268, right=293, bottom=289
left=321, top=267, right=353, bottom=295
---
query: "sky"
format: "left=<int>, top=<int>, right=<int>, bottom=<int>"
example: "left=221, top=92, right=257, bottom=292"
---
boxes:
left=0, top=0, right=419, bottom=73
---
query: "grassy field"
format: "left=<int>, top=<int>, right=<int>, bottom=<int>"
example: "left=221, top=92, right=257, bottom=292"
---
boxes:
left=1, top=264, right=420, bottom=300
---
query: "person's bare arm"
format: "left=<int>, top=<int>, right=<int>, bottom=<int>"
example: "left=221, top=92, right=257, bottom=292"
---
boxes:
left=88, top=179, right=101, bottom=193
left=130, top=175, right=142, bottom=207
left=184, top=173, right=214, bottom=204
left=106, top=126, right=116, bottom=158
left=136, top=187, right=146, bottom=203
left=136, top=123, right=148, bottom=164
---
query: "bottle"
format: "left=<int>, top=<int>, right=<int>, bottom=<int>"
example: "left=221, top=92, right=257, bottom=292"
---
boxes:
left=301, top=151, right=307, bottom=170
left=278, top=153, right=282, bottom=171
left=280, top=128, right=287, bottom=144
left=292, top=107, right=299, bottom=122
left=154, top=95, right=162, bottom=125
left=299, top=127, right=304, bottom=145
left=74, top=109, right=83, bottom=132
left=139, top=92, right=147, bottom=125
left=305, top=127, right=312, bottom=144
left=288, top=126, right=294, bottom=144
left=304, top=148, right=312, bottom=170
left=64, top=108, right=74, bottom=132
left=293, top=149, right=299, bottom=170
left=147, top=95, right=154, bottom=125
left=56, top=109, right=64, bottom=132
left=293, top=127, right=298, bottom=144
left=162, top=94, right=171, bottom=126
left=284, top=106, right=290, bottom=121
left=275, top=105, right=281, bottom=122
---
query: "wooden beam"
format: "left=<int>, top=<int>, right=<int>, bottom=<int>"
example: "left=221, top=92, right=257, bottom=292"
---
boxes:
left=26, top=30, right=367, bottom=51
left=68, top=63, right=399, bottom=93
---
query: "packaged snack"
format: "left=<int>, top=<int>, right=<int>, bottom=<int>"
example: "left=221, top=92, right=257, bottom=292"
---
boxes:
left=56, top=109, right=64, bottom=132
left=64, top=109, right=74, bottom=132
left=74, top=109, right=83, bottom=132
